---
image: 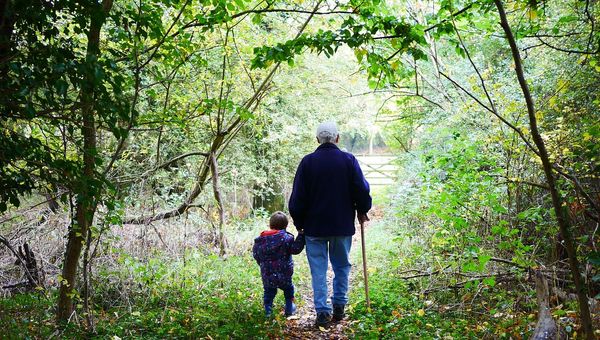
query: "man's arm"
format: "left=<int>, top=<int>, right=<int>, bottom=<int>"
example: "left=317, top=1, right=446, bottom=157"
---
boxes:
left=288, top=159, right=307, bottom=231
left=351, top=156, right=372, bottom=217
left=287, top=231, right=305, bottom=255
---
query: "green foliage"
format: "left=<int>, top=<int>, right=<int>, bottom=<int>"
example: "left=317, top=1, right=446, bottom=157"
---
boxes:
left=0, top=250, right=285, bottom=338
left=1, top=1, right=110, bottom=211
left=92, top=253, right=280, bottom=338
left=2, top=0, right=600, bottom=336
left=0, top=293, right=84, bottom=338
left=251, top=5, right=428, bottom=88
left=348, top=222, right=534, bottom=339
left=407, top=130, right=537, bottom=265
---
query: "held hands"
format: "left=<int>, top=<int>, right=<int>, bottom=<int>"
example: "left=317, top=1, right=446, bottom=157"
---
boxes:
left=357, top=213, right=370, bottom=225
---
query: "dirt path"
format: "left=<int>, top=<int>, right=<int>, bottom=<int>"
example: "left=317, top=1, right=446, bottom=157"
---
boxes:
left=282, top=208, right=382, bottom=339
left=282, top=266, right=352, bottom=340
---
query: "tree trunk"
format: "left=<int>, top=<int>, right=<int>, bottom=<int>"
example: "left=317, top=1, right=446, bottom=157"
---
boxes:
left=56, top=0, right=113, bottom=323
left=210, top=152, right=226, bottom=256
left=493, top=1, right=594, bottom=338
left=531, top=270, right=560, bottom=339
left=82, top=228, right=94, bottom=330
left=0, top=0, right=14, bottom=78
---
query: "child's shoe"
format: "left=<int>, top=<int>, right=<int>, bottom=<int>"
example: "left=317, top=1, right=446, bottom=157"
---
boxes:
left=265, top=305, right=273, bottom=318
left=284, top=301, right=297, bottom=316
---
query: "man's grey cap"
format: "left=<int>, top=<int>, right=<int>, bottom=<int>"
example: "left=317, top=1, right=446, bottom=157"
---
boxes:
left=316, top=121, right=339, bottom=140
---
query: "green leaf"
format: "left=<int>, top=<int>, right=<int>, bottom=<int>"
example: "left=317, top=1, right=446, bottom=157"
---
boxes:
left=483, top=277, right=496, bottom=287
left=354, top=49, right=367, bottom=63
left=588, top=251, right=600, bottom=266
left=462, top=261, right=478, bottom=272
left=557, top=15, right=579, bottom=24
left=251, top=14, right=262, bottom=25
left=478, top=255, right=492, bottom=267
left=237, top=107, right=253, bottom=120
left=368, top=79, right=378, bottom=89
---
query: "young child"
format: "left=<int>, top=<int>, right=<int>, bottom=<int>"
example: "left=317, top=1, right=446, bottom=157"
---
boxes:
left=252, top=211, right=305, bottom=317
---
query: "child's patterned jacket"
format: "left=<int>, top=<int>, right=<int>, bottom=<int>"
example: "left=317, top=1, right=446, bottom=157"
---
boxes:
left=252, top=229, right=305, bottom=288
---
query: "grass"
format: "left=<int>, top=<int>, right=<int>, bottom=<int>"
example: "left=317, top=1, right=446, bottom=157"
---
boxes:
left=94, top=254, right=281, bottom=338
left=0, top=216, right=312, bottom=339
left=346, top=216, right=540, bottom=339
left=1, top=253, right=285, bottom=339
left=0, top=210, right=544, bottom=339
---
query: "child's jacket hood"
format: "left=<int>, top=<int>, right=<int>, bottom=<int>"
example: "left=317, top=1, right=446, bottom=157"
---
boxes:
left=260, top=229, right=282, bottom=236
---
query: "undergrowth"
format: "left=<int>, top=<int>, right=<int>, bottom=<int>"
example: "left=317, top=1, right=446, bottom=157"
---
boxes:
left=346, top=218, right=541, bottom=339
left=0, top=207, right=580, bottom=339
left=0, top=236, right=289, bottom=338
left=1, top=253, right=286, bottom=338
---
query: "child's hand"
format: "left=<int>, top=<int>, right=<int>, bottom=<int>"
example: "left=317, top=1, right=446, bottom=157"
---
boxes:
left=298, top=230, right=304, bottom=235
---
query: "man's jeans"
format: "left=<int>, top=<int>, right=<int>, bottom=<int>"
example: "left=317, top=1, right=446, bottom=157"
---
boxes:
left=305, top=236, right=352, bottom=314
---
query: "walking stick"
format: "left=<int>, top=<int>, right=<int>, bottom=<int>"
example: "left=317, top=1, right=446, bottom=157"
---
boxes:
left=359, top=220, right=370, bottom=310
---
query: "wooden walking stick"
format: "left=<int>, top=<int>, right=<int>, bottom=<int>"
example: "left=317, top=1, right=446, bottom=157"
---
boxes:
left=359, top=220, right=371, bottom=309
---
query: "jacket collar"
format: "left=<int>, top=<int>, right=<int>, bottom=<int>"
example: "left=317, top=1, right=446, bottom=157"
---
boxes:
left=316, top=142, right=340, bottom=151
left=260, top=229, right=285, bottom=237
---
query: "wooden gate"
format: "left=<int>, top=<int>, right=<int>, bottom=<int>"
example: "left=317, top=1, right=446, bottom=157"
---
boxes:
left=355, top=154, right=398, bottom=187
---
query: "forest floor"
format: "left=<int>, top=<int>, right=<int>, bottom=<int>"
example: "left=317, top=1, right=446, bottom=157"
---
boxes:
left=1, top=203, right=592, bottom=338
left=282, top=264, right=353, bottom=340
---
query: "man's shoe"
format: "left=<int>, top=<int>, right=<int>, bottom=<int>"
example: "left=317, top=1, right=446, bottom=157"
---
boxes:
left=284, top=302, right=297, bottom=316
left=315, top=312, right=332, bottom=327
left=332, top=304, right=345, bottom=321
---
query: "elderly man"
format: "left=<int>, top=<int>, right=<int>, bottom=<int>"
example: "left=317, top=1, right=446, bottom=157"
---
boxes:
left=289, top=121, right=372, bottom=326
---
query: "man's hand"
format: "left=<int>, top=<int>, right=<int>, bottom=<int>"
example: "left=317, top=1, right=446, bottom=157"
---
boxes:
left=357, top=213, right=370, bottom=224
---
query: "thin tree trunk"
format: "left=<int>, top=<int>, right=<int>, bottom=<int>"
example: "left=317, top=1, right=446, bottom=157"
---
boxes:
left=0, top=0, right=14, bottom=78
left=531, top=270, right=559, bottom=339
left=82, top=228, right=94, bottom=330
left=210, top=152, right=226, bottom=256
left=493, top=1, right=594, bottom=337
left=57, top=0, right=113, bottom=323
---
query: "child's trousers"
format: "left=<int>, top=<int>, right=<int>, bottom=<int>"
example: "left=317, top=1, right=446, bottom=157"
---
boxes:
left=263, top=284, right=294, bottom=314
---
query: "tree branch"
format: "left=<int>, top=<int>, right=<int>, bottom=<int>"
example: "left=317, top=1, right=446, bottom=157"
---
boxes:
left=439, top=71, right=540, bottom=157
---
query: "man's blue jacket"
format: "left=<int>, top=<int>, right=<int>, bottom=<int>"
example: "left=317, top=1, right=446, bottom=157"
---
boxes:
left=288, top=143, right=372, bottom=237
